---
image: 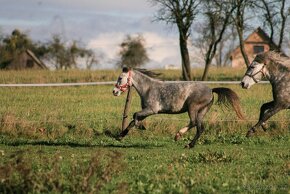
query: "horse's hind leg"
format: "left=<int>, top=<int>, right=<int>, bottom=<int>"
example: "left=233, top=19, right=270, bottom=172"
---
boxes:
left=186, top=120, right=205, bottom=148
left=186, top=101, right=213, bottom=148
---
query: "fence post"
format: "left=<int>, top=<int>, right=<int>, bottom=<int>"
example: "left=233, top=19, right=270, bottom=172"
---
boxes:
left=122, top=87, right=133, bottom=131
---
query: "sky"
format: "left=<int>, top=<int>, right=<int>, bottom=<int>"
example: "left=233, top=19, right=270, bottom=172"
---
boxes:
left=0, top=0, right=199, bottom=69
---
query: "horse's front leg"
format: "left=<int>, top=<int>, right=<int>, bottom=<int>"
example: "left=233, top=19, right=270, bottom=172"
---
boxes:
left=117, top=120, right=135, bottom=140
left=117, top=108, right=155, bottom=140
left=133, top=107, right=155, bottom=124
left=260, top=101, right=276, bottom=132
left=247, top=102, right=281, bottom=137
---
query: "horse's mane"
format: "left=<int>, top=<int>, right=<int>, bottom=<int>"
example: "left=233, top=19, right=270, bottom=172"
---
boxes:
left=133, top=68, right=162, bottom=78
left=255, top=51, right=290, bottom=70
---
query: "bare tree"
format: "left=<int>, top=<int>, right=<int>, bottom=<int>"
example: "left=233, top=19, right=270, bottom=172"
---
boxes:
left=150, top=0, right=200, bottom=80
left=45, top=35, right=97, bottom=70
left=196, top=0, right=236, bottom=80
left=83, top=49, right=99, bottom=70
left=255, top=0, right=290, bottom=51
left=46, top=35, right=69, bottom=69
left=69, top=41, right=98, bottom=70
left=255, top=0, right=277, bottom=43
left=117, top=34, right=149, bottom=68
left=277, top=0, right=289, bottom=50
left=230, top=0, right=255, bottom=67
left=214, top=26, right=239, bottom=67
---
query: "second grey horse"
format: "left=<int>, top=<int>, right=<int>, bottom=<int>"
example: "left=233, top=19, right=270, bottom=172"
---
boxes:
left=241, top=51, right=290, bottom=137
left=113, top=67, right=244, bottom=148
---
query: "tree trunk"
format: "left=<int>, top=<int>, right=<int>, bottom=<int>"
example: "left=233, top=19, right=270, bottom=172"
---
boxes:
left=179, top=35, right=191, bottom=81
left=202, top=47, right=214, bottom=80
left=278, top=0, right=286, bottom=51
left=237, top=28, right=250, bottom=67
left=202, top=61, right=211, bottom=81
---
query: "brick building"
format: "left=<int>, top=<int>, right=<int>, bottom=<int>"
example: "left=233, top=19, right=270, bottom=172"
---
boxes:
left=230, top=27, right=278, bottom=68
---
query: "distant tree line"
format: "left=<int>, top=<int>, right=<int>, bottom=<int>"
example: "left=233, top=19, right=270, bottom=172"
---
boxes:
left=0, top=29, right=149, bottom=70
left=0, top=29, right=98, bottom=70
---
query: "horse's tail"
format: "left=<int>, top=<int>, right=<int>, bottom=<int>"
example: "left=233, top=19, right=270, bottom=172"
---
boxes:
left=212, top=87, right=245, bottom=120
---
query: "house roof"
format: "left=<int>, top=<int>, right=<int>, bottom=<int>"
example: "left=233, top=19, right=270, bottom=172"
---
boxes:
left=25, top=49, right=48, bottom=69
left=246, top=27, right=278, bottom=48
left=231, top=27, right=279, bottom=57
left=4, top=49, right=48, bottom=70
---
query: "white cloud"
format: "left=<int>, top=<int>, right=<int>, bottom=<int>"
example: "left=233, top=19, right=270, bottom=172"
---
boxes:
left=0, top=0, right=202, bottom=69
left=88, top=32, right=184, bottom=69
left=143, top=32, right=179, bottom=64
left=87, top=32, right=124, bottom=69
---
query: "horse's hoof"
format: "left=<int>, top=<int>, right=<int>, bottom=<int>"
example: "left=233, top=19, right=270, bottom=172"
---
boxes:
left=261, top=123, right=267, bottom=132
left=184, top=143, right=195, bottom=149
left=184, top=144, right=190, bottom=149
left=246, top=130, right=255, bottom=138
left=115, top=135, right=123, bottom=141
left=174, top=132, right=182, bottom=141
left=136, top=124, right=146, bottom=130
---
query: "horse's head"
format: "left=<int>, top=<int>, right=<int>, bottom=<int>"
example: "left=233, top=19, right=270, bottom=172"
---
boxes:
left=113, top=67, right=132, bottom=96
left=241, top=55, right=267, bottom=89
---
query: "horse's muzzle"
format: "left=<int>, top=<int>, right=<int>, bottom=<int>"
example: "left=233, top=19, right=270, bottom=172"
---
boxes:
left=113, top=89, right=121, bottom=96
left=240, top=81, right=249, bottom=89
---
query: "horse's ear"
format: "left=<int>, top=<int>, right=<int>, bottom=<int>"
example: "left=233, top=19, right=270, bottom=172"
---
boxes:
left=122, top=67, right=130, bottom=73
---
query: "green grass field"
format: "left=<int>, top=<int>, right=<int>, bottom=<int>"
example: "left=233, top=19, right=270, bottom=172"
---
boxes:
left=0, top=69, right=289, bottom=193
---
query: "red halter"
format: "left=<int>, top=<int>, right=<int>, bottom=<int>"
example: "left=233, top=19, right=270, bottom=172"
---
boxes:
left=115, top=71, right=132, bottom=92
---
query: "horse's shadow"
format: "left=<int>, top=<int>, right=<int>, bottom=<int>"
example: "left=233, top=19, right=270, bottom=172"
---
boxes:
left=5, top=140, right=95, bottom=148
left=3, top=131, right=165, bottom=149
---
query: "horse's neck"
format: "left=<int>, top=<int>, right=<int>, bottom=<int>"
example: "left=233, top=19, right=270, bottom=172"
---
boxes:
left=131, top=71, right=157, bottom=96
left=266, top=61, right=289, bottom=84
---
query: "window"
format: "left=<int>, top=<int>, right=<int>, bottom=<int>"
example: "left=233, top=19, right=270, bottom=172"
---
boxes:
left=26, top=59, right=34, bottom=68
left=253, top=45, right=264, bottom=54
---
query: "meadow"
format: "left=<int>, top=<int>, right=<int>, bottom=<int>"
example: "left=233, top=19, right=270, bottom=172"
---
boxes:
left=0, top=69, right=289, bottom=193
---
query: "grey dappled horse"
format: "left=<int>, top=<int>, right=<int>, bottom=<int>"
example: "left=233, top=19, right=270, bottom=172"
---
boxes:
left=113, top=67, right=244, bottom=148
left=241, top=51, right=290, bottom=137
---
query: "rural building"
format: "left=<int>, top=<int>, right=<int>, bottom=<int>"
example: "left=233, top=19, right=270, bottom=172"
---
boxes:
left=164, top=64, right=180, bottom=70
left=4, top=49, right=47, bottom=70
left=230, top=27, right=279, bottom=68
